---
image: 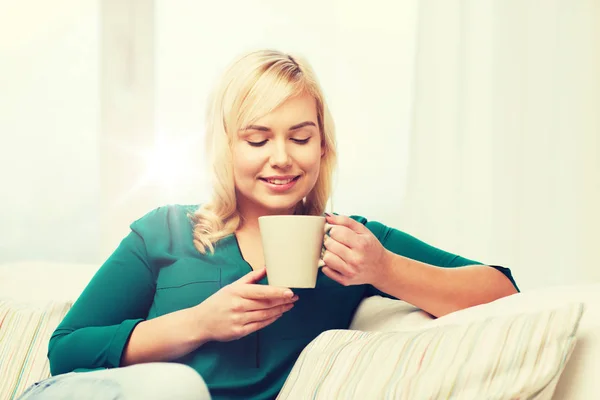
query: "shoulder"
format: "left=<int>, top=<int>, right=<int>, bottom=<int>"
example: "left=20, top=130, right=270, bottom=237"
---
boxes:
left=129, top=204, right=200, bottom=252
left=131, top=204, right=199, bottom=231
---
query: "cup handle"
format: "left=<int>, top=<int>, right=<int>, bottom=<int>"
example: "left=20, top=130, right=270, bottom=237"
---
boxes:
left=319, top=223, right=333, bottom=268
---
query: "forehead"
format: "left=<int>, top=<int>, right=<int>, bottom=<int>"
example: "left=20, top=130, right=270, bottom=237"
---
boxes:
left=250, top=93, right=317, bottom=128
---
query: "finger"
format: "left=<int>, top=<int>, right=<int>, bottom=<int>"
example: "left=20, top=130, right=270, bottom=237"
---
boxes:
left=240, top=284, right=295, bottom=300
left=243, top=302, right=295, bottom=324
left=326, top=226, right=359, bottom=249
left=243, top=295, right=299, bottom=311
left=323, top=235, right=353, bottom=261
left=241, top=314, right=283, bottom=337
left=322, top=250, right=355, bottom=278
left=322, top=266, right=350, bottom=286
left=236, top=267, right=267, bottom=284
left=325, top=213, right=368, bottom=234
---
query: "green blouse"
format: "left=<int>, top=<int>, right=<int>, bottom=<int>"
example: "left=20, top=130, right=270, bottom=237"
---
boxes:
left=48, top=204, right=518, bottom=400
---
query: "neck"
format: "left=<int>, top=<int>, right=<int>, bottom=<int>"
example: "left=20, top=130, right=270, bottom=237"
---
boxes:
left=237, top=201, right=303, bottom=232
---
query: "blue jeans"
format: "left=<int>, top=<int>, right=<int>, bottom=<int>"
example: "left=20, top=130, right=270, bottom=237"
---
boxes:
left=17, top=363, right=211, bottom=400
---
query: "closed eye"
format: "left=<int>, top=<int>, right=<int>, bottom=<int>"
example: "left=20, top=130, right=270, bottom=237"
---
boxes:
left=291, top=138, right=311, bottom=144
left=247, top=140, right=268, bottom=147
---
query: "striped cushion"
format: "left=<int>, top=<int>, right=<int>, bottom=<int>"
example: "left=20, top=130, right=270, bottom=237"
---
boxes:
left=278, top=302, right=584, bottom=400
left=0, top=299, right=72, bottom=400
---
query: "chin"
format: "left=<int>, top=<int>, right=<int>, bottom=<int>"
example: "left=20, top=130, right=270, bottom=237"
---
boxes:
left=262, top=201, right=301, bottom=214
left=257, top=196, right=304, bottom=214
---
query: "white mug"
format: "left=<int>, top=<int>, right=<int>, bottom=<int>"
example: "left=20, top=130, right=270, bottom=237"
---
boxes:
left=258, top=215, right=327, bottom=288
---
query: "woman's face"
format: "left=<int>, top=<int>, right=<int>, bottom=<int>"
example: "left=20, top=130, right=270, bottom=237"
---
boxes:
left=232, top=93, right=323, bottom=218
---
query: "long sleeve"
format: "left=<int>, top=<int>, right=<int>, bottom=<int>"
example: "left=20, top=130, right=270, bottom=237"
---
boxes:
left=354, top=217, right=519, bottom=298
left=48, top=230, right=157, bottom=375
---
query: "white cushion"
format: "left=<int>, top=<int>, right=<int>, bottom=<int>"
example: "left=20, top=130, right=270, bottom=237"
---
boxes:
left=280, top=302, right=584, bottom=400
left=350, top=296, right=433, bottom=332
left=0, top=298, right=72, bottom=399
left=350, top=283, right=600, bottom=400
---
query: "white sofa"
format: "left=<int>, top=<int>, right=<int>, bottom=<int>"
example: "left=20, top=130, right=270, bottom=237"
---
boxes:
left=1, top=261, right=599, bottom=399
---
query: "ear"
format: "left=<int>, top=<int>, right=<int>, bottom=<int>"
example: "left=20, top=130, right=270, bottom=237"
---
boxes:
left=321, top=139, right=326, bottom=158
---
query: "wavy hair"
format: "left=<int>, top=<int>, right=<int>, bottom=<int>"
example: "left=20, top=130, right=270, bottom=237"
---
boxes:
left=190, top=49, right=337, bottom=254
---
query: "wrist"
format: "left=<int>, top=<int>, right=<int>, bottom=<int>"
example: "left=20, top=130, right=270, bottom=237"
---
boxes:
left=186, top=304, right=212, bottom=347
left=374, top=250, right=406, bottom=293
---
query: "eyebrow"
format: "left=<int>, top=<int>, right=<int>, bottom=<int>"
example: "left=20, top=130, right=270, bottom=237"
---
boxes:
left=243, top=121, right=317, bottom=132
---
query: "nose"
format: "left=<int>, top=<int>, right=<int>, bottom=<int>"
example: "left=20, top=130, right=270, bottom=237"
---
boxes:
left=269, top=141, right=292, bottom=169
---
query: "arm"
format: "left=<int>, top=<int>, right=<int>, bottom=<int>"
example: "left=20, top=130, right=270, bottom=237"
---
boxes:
left=120, top=306, right=210, bottom=366
left=321, top=215, right=519, bottom=319
left=50, top=202, right=298, bottom=374
left=48, top=230, right=160, bottom=374
left=374, top=255, right=518, bottom=317
left=50, top=231, right=295, bottom=373
left=122, top=268, right=297, bottom=366
left=50, top=227, right=212, bottom=372
left=367, top=219, right=518, bottom=317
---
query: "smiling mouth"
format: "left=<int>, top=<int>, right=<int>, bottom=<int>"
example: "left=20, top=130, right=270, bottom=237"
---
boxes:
left=259, top=176, right=301, bottom=185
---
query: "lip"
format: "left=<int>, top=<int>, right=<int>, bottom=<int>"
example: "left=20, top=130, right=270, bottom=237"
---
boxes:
left=260, top=175, right=299, bottom=180
left=259, top=175, right=301, bottom=193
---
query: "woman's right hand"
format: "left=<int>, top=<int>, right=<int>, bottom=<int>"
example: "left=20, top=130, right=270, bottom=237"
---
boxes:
left=193, top=268, right=298, bottom=343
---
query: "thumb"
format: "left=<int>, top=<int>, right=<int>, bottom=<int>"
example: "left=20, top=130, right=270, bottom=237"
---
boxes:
left=237, top=267, right=267, bottom=284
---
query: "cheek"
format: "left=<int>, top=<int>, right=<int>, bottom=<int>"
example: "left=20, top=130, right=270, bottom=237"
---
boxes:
left=232, top=148, right=261, bottom=177
left=297, top=148, right=322, bottom=174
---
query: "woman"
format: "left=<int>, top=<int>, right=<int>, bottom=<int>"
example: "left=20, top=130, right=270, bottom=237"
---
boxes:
left=19, top=49, right=519, bottom=400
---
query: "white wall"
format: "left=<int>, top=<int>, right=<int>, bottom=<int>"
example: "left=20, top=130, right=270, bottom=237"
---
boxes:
left=401, top=0, right=600, bottom=290
left=0, top=1, right=100, bottom=263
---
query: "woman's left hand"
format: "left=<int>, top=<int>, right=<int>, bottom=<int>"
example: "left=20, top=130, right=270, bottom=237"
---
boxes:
left=321, top=214, right=393, bottom=287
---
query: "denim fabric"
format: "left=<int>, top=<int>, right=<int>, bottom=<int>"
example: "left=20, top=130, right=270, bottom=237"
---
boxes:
left=17, top=372, right=122, bottom=400
left=16, top=363, right=211, bottom=400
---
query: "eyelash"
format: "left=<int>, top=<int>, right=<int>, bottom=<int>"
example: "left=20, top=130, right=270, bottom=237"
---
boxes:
left=247, top=140, right=267, bottom=147
left=292, top=138, right=310, bottom=144
left=247, top=138, right=310, bottom=147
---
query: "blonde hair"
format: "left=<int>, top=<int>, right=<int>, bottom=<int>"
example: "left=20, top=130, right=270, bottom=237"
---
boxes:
left=190, top=49, right=337, bottom=254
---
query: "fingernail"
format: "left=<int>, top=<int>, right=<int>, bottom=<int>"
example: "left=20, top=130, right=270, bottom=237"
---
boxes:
left=283, top=290, right=294, bottom=298
left=291, top=295, right=299, bottom=301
